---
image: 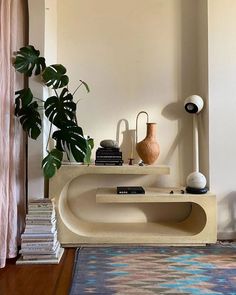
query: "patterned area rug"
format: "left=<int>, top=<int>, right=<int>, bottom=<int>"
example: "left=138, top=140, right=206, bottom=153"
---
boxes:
left=69, top=244, right=236, bottom=295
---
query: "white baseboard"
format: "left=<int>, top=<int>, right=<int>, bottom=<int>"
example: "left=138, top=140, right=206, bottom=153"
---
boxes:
left=217, top=232, right=236, bottom=240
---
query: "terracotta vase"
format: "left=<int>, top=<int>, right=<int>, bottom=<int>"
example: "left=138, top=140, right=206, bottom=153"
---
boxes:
left=136, top=118, right=160, bottom=165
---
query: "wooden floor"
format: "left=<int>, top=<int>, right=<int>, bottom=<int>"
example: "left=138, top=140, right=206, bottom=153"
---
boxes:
left=0, top=248, right=76, bottom=295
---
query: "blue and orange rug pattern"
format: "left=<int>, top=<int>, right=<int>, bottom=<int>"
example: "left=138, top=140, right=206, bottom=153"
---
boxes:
left=69, top=244, right=236, bottom=294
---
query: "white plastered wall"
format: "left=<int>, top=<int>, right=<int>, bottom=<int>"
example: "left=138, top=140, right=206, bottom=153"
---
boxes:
left=57, top=0, right=200, bottom=187
left=208, top=0, right=236, bottom=239
left=28, top=0, right=45, bottom=199
left=28, top=0, right=202, bottom=198
left=27, top=0, right=236, bottom=238
left=28, top=0, right=57, bottom=198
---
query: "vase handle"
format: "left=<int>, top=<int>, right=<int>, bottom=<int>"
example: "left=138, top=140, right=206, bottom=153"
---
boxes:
left=135, top=111, right=149, bottom=144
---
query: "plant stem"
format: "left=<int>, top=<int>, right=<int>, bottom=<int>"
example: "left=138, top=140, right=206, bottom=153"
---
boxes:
left=34, top=97, right=45, bottom=103
left=74, top=111, right=78, bottom=125
left=65, top=147, right=70, bottom=161
left=54, top=88, right=58, bottom=98
left=72, top=82, right=83, bottom=96
left=46, top=122, right=53, bottom=153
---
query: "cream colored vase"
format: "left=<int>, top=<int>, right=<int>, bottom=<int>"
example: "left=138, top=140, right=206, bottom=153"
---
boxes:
left=136, top=112, right=160, bottom=165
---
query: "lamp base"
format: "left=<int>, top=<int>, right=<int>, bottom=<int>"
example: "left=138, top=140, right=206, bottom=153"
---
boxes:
left=186, top=171, right=207, bottom=189
left=186, top=186, right=208, bottom=194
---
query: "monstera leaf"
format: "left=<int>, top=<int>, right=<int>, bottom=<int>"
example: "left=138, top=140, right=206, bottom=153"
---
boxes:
left=42, top=148, right=63, bottom=179
left=52, top=122, right=87, bottom=162
left=44, top=88, right=76, bottom=127
left=15, top=88, right=33, bottom=115
left=13, top=45, right=46, bottom=76
left=42, top=64, right=69, bottom=89
left=83, top=137, right=94, bottom=165
left=18, top=101, right=41, bottom=139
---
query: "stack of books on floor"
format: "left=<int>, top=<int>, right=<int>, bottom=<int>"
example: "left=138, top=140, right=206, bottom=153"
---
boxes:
left=17, top=199, right=64, bottom=265
left=95, top=147, right=123, bottom=166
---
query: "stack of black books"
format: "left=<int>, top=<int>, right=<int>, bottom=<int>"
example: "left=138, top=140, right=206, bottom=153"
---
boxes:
left=95, top=147, right=123, bottom=166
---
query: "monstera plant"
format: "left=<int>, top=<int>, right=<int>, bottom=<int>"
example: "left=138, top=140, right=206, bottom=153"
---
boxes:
left=13, top=45, right=93, bottom=178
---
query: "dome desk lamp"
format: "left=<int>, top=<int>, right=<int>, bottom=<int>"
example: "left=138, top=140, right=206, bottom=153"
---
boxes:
left=184, top=95, right=208, bottom=194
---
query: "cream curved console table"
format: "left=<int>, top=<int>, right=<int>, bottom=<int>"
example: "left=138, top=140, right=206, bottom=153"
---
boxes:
left=49, top=164, right=217, bottom=246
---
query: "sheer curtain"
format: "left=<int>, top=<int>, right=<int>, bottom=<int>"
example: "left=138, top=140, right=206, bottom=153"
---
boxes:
left=0, top=0, right=28, bottom=268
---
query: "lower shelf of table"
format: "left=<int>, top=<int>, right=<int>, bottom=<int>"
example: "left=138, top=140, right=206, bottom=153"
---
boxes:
left=57, top=197, right=217, bottom=245
left=65, top=221, right=201, bottom=236
left=58, top=218, right=216, bottom=245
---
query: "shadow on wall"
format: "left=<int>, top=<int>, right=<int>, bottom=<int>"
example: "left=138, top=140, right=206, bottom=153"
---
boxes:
left=218, top=192, right=236, bottom=237
left=116, top=119, right=137, bottom=164
left=161, top=101, right=185, bottom=166
left=161, top=99, right=193, bottom=186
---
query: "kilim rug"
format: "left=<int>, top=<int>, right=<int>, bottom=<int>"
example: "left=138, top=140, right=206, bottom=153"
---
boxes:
left=69, top=244, right=236, bottom=295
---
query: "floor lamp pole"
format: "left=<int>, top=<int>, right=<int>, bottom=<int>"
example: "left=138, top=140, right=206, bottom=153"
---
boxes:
left=184, top=95, right=207, bottom=194
left=193, top=114, right=199, bottom=173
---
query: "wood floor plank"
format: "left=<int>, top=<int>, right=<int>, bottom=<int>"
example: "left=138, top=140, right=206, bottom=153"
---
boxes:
left=0, top=248, right=76, bottom=295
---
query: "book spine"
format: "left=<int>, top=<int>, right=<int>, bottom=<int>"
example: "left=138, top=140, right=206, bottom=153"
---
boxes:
left=27, top=209, right=56, bottom=216
left=96, top=148, right=119, bottom=151
left=28, top=206, right=53, bottom=209
left=23, top=254, right=58, bottom=262
left=26, top=219, right=55, bottom=223
left=20, top=250, right=57, bottom=255
left=21, top=246, right=57, bottom=252
left=22, top=247, right=62, bottom=260
left=27, top=212, right=54, bottom=217
left=96, top=154, right=122, bottom=158
left=95, top=160, right=123, bottom=163
left=26, top=217, right=56, bottom=222
left=22, top=238, right=56, bottom=243
left=96, top=152, right=122, bottom=156
left=21, top=231, right=57, bottom=238
left=23, top=228, right=57, bottom=231
left=29, top=199, right=52, bottom=203
left=96, top=156, right=122, bottom=160
left=96, top=158, right=122, bottom=162
left=28, top=204, right=53, bottom=210
left=96, top=151, right=122, bottom=156
left=95, top=162, right=123, bottom=166
left=96, top=148, right=121, bottom=154
left=24, top=228, right=56, bottom=234
left=25, top=226, right=56, bottom=230
left=20, top=242, right=60, bottom=254
left=26, top=219, right=55, bottom=225
left=21, top=241, right=57, bottom=248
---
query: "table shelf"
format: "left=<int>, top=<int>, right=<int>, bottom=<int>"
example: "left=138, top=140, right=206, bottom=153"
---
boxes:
left=96, top=187, right=215, bottom=203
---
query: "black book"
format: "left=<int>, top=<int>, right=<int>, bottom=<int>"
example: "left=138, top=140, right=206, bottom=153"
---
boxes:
left=96, top=155, right=122, bottom=159
left=95, top=162, right=123, bottom=166
left=96, top=151, right=122, bottom=155
left=117, top=186, right=145, bottom=194
left=96, top=149, right=122, bottom=156
left=95, top=159, right=123, bottom=163
left=97, top=147, right=119, bottom=151
left=95, top=161, right=123, bottom=164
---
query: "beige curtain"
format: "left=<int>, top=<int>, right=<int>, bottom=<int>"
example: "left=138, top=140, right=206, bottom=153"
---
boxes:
left=0, top=0, right=28, bottom=268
